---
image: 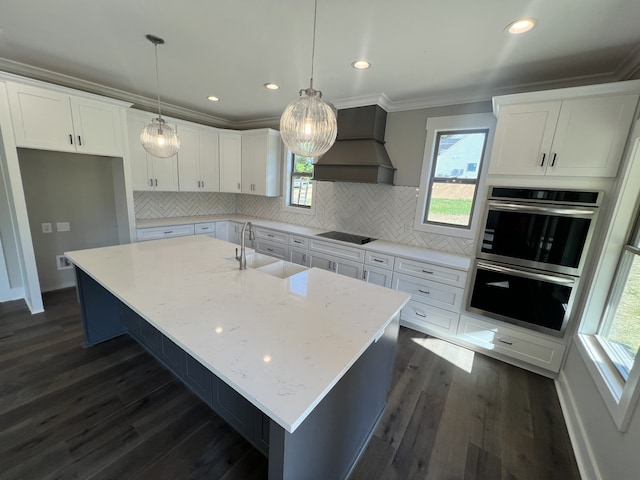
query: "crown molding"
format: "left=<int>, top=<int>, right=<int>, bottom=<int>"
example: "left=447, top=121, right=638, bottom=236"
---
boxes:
left=615, top=43, right=640, bottom=80
left=331, top=93, right=392, bottom=111
left=0, top=57, right=234, bottom=128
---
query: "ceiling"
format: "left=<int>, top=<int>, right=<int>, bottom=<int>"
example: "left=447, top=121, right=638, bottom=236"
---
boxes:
left=1, top=0, right=639, bottom=127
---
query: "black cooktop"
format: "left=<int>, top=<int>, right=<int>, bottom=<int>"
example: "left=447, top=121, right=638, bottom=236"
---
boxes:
left=315, top=231, right=375, bottom=245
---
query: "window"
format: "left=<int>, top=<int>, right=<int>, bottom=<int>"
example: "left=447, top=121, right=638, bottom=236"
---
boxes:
left=414, top=113, right=495, bottom=238
left=283, top=152, right=315, bottom=215
left=597, top=214, right=640, bottom=381
left=576, top=133, right=640, bottom=432
left=290, top=154, right=313, bottom=208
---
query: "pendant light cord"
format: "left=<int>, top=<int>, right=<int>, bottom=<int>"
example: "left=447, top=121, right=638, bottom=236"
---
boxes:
left=154, top=42, right=163, bottom=121
left=309, top=0, right=318, bottom=90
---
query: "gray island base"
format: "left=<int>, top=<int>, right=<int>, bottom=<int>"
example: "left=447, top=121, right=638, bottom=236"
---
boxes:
left=70, top=237, right=407, bottom=480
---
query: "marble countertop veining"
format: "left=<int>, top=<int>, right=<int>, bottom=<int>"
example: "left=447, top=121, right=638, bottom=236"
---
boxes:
left=135, top=215, right=472, bottom=271
left=66, top=235, right=410, bottom=433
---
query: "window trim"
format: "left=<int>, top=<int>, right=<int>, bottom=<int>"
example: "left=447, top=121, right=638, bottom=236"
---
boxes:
left=576, top=132, right=640, bottom=432
left=414, top=113, right=495, bottom=239
left=282, top=150, right=316, bottom=216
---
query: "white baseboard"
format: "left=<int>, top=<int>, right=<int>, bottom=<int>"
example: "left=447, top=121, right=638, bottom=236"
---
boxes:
left=555, top=370, right=602, bottom=480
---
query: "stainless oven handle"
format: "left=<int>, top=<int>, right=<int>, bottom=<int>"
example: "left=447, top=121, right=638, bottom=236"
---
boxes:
left=476, top=261, right=576, bottom=285
left=488, top=201, right=595, bottom=217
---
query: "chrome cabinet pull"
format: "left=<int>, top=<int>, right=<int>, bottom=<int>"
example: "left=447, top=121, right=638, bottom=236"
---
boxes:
left=373, top=258, right=384, bottom=263
left=237, top=182, right=241, bottom=190
left=267, top=234, right=274, bottom=237
left=149, top=179, right=153, bottom=187
left=294, top=239, right=302, bottom=244
left=497, top=338, right=513, bottom=346
left=267, top=248, right=274, bottom=252
left=540, top=153, right=546, bottom=167
left=551, top=153, right=557, bottom=167
left=164, top=230, right=173, bottom=234
left=418, top=288, right=430, bottom=295
left=422, top=269, right=434, bottom=274
left=69, top=134, right=73, bottom=145
left=155, top=179, right=158, bottom=186
left=363, top=270, right=368, bottom=281
left=415, top=311, right=426, bottom=318
left=77, top=135, right=82, bottom=146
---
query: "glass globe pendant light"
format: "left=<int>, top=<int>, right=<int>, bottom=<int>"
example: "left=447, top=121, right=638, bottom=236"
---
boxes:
left=140, top=34, right=180, bottom=158
left=280, top=0, right=337, bottom=159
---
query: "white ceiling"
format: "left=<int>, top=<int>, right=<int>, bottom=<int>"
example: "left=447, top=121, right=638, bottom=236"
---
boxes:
left=1, top=0, right=639, bottom=126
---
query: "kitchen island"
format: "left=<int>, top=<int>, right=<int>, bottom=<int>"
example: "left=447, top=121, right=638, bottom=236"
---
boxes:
left=66, top=235, right=410, bottom=480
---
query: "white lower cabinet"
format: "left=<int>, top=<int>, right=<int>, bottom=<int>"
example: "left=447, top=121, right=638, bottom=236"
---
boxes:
left=136, top=224, right=195, bottom=242
left=392, top=257, right=464, bottom=336
left=289, top=247, right=309, bottom=267
left=194, top=222, right=216, bottom=238
left=457, top=314, right=566, bottom=372
left=363, top=265, right=392, bottom=287
left=308, top=239, right=365, bottom=280
left=401, top=300, right=460, bottom=336
left=215, top=221, right=228, bottom=241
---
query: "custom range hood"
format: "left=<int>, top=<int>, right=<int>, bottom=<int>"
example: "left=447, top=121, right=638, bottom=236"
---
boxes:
left=313, top=105, right=396, bottom=184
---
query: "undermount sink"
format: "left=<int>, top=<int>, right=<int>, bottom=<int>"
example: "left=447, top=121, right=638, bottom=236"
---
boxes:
left=256, top=261, right=307, bottom=279
left=226, top=252, right=308, bottom=278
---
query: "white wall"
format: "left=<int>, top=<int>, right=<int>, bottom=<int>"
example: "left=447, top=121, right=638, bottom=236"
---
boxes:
left=559, top=342, right=640, bottom=480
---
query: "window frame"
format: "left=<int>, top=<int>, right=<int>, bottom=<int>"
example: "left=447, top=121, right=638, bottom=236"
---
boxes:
left=414, top=113, right=495, bottom=239
left=576, top=132, right=640, bottom=432
left=282, top=150, right=316, bottom=216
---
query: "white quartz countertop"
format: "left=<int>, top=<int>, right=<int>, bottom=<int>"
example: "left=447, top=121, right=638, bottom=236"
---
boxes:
left=66, top=236, right=410, bottom=433
left=136, top=215, right=471, bottom=271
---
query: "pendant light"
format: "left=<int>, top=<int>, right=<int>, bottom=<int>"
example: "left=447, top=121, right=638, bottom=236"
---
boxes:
left=280, top=0, right=337, bottom=159
left=140, top=34, right=180, bottom=158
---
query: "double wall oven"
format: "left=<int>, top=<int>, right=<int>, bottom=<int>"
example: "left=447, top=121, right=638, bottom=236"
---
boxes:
left=468, top=187, right=602, bottom=336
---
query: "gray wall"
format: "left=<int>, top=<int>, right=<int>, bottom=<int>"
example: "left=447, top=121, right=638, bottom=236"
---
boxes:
left=385, top=101, right=492, bottom=186
left=19, top=149, right=120, bottom=291
left=0, top=147, right=22, bottom=290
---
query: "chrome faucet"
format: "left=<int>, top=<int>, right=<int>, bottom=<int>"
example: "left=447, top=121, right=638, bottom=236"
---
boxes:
left=235, top=221, right=255, bottom=270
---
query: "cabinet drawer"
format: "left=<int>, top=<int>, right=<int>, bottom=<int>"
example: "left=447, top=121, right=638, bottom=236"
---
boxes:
left=365, top=251, right=395, bottom=270
left=400, top=300, right=460, bottom=336
left=255, top=227, right=288, bottom=244
left=392, top=272, right=463, bottom=313
left=255, top=239, right=288, bottom=260
left=309, top=239, right=365, bottom=263
left=136, top=224, right=195, bottom=242
left=457, top=314, right=566, bottom=372
left=289, top=235, right=309, bottom=248
left=394, top=257, right=467, bottom=287
left=194, top=222, right=216, bottom=235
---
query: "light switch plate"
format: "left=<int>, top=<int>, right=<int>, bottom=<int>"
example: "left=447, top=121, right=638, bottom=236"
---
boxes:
left=42, top=223, right=52, bottom=233
left=56, top=222, right=70, bottom=232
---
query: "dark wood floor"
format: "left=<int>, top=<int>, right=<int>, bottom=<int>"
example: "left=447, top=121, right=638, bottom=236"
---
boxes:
left=0, top=289, right=580, bottom=480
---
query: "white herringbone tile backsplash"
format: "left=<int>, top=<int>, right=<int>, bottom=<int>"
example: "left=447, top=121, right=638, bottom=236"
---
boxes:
left=134, top=183, right=473, bottom=255
left=134, top=191, right=237, bottom=219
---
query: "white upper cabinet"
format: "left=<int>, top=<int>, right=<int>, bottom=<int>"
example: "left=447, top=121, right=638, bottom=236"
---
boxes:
left=219, top=131, right=242, bottom=193
left=127, top=111, right=178, bottom=191
left=489, top=93, right=639, bottom=177
left=241, top=129, right=281, bottom=196
left=176, top=123, right=220, bottom=192
left=7, top=82, right=123, bottom=156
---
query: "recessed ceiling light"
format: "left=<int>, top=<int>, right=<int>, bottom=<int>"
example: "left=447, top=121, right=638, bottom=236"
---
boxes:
left=207, top=95, right=220, bottom=102
left=264, top=83, right=279, bottom=90
left=506, top=18, right=536, bottom=34
left=351, top=60, right=371, bottom=70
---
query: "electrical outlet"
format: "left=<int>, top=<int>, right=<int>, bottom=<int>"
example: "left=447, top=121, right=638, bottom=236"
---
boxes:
left=56, top=255, right=73, bottom=270
left=42, top=223, right=52, bottom=233
left=56, top=222, right=70, bottom=232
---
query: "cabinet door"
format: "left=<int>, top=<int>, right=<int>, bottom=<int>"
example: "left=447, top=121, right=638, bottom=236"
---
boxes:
left=199, top=128, right=220, bottom=192
left=215, top=221, right=229, bottom=241
left=309, top=251, right=334, bottom=272
left=548, top=94, right=638, bottom=177
left=289, top=247, right=309, bottom=266
left=219, top=132, right=242, bottom=193
left=364, top=265, right=392, bottom=287
left=335, top=257, right=364, bottom=280
left=70, top=97, right=123, bottom=156
left=126, top=113, right=153, bottom=190
left=176, top=123, right=201, bottom=191
left=241, top=133, right=259, bottom=194
left=488, top=102, right=560, bottom=175
left=7, top=82, right=76, bottom=152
